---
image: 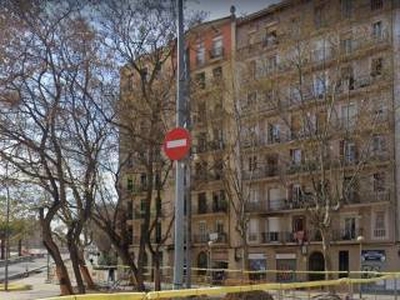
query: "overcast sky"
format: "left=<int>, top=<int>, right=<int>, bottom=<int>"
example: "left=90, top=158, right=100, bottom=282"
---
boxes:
left=187, top=0, right=282, bottom=20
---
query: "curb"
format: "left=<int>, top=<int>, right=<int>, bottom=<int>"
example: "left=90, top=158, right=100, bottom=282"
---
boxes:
left=0, top=283, right=33, bottom=291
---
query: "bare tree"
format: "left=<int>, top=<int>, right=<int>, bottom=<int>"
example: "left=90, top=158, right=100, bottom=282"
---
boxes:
left=0, top=1, right=114, bottom=294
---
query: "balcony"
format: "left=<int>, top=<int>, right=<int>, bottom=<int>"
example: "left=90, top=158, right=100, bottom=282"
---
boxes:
left=242, top=166, right=279, bottom=181
left=212, top=201, right=228, bottom=213
left=193, top=202, right=227, bottom=214
left=193, top=234, right=209, bottom=244
left=244, top=201, right=267, bottom=213
left=342, top=31, right=390, bottom=56
left=192, top=232, right=228, bottom=244
left=261, top=231, right=295, bottom=243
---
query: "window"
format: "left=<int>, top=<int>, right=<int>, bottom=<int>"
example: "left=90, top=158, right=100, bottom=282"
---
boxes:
left=247, top=92, right=257, bottom=107
left=314, top=74, right=327, bottom=97
left=195, top=161, right=208, bottom=180
left=198, top=193, right=207, bottom=214
left=372, top=21, right=382, bottom=38
left=374, top=211, right=386, bottom=238
left=156, top=197, right=162, bottom=214
left=210, top=36, right=223, bottom=58
left=341, top=140, right=357, bottom=163
left=373, top=172, right=385, bottom=192
left=249, top=188, right=259, bottom=203
left=196, top=41, right=205, bottom=66
left=140, top=173, right=147, bottom=188
left=292, top=216, right=305, bottom=232
left=314, top=40, right=330, bottom=62
left=212, top=66, right=223, bottom=80
left=212, top=190, right=226, bottom=212
left=340, top=38, right=353, bottom=54
left=248, top=219, right=259, bottom=242
left=291, top=149, right=302, bottom=165
left=341, top=104, right=357, bottom=129
left=249, top=60, right=256, bottom=79
left=266, top=55, right=278, bottom=73
left=371, top=0, right=383, bottom=11
left=195, top=72, right=206, bottom=89
left=248, top=32, right=255, bottom=47
left=268, top=124, right=280, bottom=143
left=314, top=5, right=326, bottom=29
left=343, top=177, right=357, bottom=202
left=214, top=160, right=223, bottom=179
left=248, top=155, right=258, bottom=172
left=292, top=184, right=303, bottom=203
left=198, top=221, right=207, bottom=241
left=197, top=133, right=207, bottom=153
left=127, top=178, right=133, bottom=191
left=155, top=223, right=162, bottom=243
left=264, top=30, right=277, bottom=47
left=341, top=0, right=353, bottom=18
left=371, top=135, right=386, bottom=155
left=371, top=57, right=383, bottom=77
left=343, top=217, right=356, bottom=240
left=340, top=66, right=355, bottom=91
left=140, top=199, right=146, bottom=217
left=216, top=220, right=224, bottom=234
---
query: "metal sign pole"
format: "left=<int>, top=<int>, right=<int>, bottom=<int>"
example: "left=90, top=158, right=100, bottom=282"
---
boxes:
left=173, top=0, right=185, bottom=289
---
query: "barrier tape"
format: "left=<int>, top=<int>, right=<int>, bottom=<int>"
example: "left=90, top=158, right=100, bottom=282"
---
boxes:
left=37, top=273, right=400, bottom=300
left=93, top=265, right=400, bottom=275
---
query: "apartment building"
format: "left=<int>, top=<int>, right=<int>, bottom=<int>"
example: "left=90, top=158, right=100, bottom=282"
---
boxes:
left=187, top=15, right=234, bottom=279
left=120, top=0, right=400, bottom=286
left=233, top=0, right=400, bottom=285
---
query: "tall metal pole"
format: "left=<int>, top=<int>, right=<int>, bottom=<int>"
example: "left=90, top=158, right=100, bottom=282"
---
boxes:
left=173, top=0, right=185, bottom=289
left=184, top=44, right=192, bottom=289
left=4, top=166, right=10, bottom=292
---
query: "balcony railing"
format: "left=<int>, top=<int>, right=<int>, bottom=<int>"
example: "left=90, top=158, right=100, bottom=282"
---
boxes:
left=209, top=47, right=224, bottom=59
left=193, top=202, right=227, bottom=214
left=193, top=234, right=209, bottom=244
left=192, top=232, right=228, bottom=244
left=242, top=166, right=280, bottom=180
left=261, top=231, right=295, bottom=243
left=244, top=201, right=263, bottom=212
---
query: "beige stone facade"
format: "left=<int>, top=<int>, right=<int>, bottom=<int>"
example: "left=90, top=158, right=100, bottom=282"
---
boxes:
left=120, top=0, right=400, bottom=286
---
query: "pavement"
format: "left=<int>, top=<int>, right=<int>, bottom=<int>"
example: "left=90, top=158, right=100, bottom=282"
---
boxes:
left=0, top=269, right=61, bottom=300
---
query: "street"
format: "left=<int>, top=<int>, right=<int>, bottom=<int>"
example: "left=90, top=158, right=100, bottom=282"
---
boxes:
left=0, top=257, right=50, bottom=282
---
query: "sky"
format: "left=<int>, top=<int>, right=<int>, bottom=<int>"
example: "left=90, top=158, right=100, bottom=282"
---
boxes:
left=187, top=0, right=282, bottom=20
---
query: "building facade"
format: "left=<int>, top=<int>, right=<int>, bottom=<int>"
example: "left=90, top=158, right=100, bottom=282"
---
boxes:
left=120, top=0, right=400, bottom=286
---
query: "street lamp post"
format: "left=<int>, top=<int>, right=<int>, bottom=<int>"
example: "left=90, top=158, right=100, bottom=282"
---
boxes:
left=208, top=240, right=214, bottom=286
left=4, top=166, right=10, bottom=292
left=357, top=235, right=365, bottom=299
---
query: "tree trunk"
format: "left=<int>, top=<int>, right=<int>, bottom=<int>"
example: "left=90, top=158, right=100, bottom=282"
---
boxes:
left=241, top=235, right=250, bottom=282
left=1, top=240, right=4, bottom=260
left=118, top=248, right=145, bottom=291
left=18, top=239, right=22, bottom=256
left=42, top=227, right=74, bottom=295
left=77, top=249, right=95, bottom=289
left=153, top=252, right=161, bottom=291
left=68, top=241, right=86, bottom=294
left=321, top=228, right=335, bottom=294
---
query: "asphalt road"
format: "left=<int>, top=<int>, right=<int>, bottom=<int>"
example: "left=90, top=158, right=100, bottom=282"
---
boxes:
left=0, top=257, right=50, bottom=282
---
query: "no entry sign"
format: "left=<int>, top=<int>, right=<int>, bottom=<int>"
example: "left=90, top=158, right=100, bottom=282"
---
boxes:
left=163, top=127, right=191, bottom=161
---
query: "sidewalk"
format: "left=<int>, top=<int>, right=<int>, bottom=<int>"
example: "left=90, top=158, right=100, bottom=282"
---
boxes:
left=0, top=271, right=61, bottom=300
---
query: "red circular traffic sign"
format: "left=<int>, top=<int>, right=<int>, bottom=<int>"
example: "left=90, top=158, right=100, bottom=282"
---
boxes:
left=163, top=127, right=191, bottom=161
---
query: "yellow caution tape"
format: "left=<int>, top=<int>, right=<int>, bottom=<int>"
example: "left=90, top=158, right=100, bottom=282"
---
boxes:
left=36, top=274, right=399, bottom=300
